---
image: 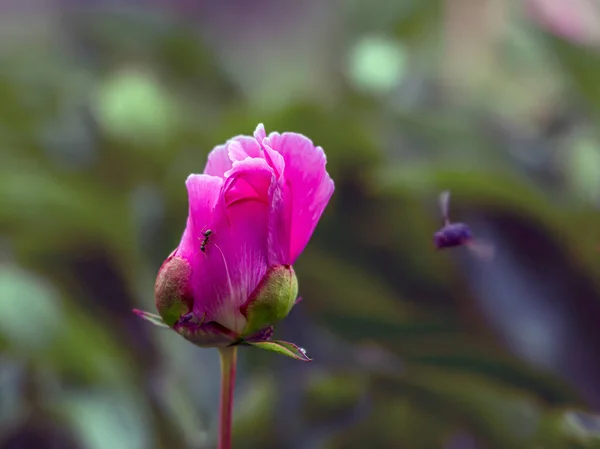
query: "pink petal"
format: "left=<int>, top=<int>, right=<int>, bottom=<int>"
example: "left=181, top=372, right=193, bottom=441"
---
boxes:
left=192, top=158, right=276, bottom=333
left=227, top=136, right=262, bottom=162
left=205, top=134, right=262, bottom=177
left=266, top=181, right=290, bottom=265
left=261, top=142, right=285, bottom=180
left=252, top=123, right=285, bottom=180
left=268, top=132, right=334, bottom=264
left=204, top=144, right=232, bottom=177
left=224, top=159, right=273, bottom=207
left=253, top=123, right=267, bottom=142
left=175, top=174, right=223, bottom=262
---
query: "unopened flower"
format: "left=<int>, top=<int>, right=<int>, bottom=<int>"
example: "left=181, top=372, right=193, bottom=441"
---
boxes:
left=135, top=124, right=334, bottom=361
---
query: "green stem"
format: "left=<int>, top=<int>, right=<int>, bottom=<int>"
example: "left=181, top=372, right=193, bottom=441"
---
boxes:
left=218, top=346, right=237, bottom=449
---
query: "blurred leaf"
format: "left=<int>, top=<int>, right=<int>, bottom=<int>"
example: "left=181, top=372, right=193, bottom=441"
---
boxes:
left=536, top=409, right=600, bottom=449
left=540, top=31, right=600, bottom=124
left=321, top=312, right=454, bottom=342
left=0, top=164, right=137, bottom=268
left=46, top=301, right=135, bottom=386
left=61, top=388, right=151, bottom=449
left=153, top=368, right=209, bottom=448
left=346, top=36, right=408, bottom=95
left=564, top=136, right=600, bottom=204
left=93, top=68, right=177, bottom=147
left=392, top=108, right=492, bottom=151
left=0, top=264, right=62, bottom=352
left=393, top=0, right=442, bottom=42
left=297, top=249, right=417, bottom=321
left=232, top=375, right=277, bottom=449
left=330, top=397, right=450, bottom=449
left=320, top=313, right=579, bottom=406
left=304, top=372, right=366, bottom=422
left=404, top=345, right=581, bottom=406
left=392, top=367, right=543, bottom=449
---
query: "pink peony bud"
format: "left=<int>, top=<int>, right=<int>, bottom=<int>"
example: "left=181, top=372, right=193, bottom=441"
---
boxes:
left=144, top=124, right=334, bottom=350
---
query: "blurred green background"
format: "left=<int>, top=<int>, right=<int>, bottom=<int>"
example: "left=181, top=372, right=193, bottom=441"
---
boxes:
left=4, top=0, right=600, bottom=448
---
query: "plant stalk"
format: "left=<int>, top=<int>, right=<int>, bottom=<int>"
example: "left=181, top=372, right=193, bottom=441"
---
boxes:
left=218, top=346, right=237, bottom=449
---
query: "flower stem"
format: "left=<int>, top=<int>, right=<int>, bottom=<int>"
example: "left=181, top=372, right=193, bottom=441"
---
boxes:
left=218, top=346, right=237, bottom=449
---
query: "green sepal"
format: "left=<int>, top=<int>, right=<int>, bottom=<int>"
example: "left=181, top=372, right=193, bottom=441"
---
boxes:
left=241, top=265, right=298, bottom=337
left=154, top=254, right=194, bottom=327
left=133, top=309, right=169, bottom=328
left=247, top=339, right=312, bottom=362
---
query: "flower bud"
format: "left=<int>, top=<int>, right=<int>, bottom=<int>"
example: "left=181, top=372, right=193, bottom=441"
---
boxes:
left=137, top=123, right=334, bottom=362
left=240, top=265, right=298, bottom=337
left=154, top=251, right=193, bottom=327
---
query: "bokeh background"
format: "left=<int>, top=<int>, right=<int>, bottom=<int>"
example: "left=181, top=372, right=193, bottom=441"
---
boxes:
left=3, top=0, right=600, bottom=448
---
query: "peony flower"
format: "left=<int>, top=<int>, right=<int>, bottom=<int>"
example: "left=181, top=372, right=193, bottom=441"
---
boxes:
left=134, top=124, right=334, bottom=360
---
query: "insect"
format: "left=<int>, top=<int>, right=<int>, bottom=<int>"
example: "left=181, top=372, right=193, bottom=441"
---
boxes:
left=433, top=191, right=495, bottom=260
left=176, top=311, right=206, bottom=327
left=199, top=228, right=213, bottom=253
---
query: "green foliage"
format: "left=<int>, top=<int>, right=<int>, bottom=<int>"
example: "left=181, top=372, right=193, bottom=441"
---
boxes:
left=2, top=3, right=600, bottom=449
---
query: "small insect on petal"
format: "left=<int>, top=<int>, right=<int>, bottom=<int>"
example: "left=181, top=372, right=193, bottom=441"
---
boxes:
left=198, top=226, right=214, bottom=254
